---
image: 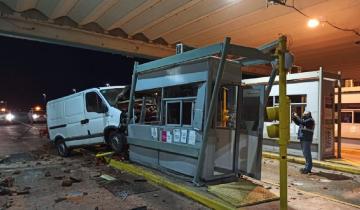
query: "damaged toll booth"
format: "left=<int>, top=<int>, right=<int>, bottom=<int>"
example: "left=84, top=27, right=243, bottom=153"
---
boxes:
left=125, top=38, right=277, bottom=183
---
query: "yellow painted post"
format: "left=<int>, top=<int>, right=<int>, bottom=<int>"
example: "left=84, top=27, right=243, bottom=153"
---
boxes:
left=278, top=35, right=290, bottom=210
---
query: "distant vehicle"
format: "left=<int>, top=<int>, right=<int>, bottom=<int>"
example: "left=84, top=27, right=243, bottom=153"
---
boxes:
left=0, top=108, right=16, bottom=125
left=46, top=86, right=128, bottom=157
left=28, top=106, right=47, bottom=123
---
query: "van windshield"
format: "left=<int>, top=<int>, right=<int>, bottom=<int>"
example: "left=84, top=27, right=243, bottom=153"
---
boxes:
left=100, top=88, right=126, bottom=106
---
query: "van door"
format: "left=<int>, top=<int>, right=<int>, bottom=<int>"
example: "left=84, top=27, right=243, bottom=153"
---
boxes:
left=64, top=94, right=88, bottom=140
left=84, top=91, right=108, bottom=143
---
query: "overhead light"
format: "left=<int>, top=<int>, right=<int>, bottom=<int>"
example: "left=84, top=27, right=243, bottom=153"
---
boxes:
left=307, top=18, right=320, bottom=28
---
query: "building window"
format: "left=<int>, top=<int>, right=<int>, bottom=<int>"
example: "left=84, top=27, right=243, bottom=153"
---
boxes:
left=354, top=112, right=360, bottom=124
left=273, top=94, right=307, bottom=120
left=341, top=112, right=352, bottom=123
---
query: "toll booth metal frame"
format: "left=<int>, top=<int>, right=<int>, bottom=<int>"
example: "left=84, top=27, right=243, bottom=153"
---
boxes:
left=126, top=37, right=277, bottom=184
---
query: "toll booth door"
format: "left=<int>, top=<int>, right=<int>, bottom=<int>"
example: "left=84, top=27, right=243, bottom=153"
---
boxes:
left=236, top=85, right=265, bottom=180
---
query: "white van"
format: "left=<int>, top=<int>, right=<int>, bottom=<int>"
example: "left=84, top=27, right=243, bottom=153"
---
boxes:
left=47, top=86, right=127, bottom=157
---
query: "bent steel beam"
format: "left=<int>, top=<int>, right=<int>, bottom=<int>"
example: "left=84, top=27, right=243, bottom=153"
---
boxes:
left=193, top=37, right=231, bottom=185
left=0, top=16, right=174, bottom=59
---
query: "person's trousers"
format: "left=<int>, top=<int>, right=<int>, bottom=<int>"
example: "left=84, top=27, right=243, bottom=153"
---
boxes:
left=300, top=140, right=313, bottom=172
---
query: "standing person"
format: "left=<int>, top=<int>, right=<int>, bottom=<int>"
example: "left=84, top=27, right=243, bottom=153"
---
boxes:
left=292, top=111, right=315, bottom=174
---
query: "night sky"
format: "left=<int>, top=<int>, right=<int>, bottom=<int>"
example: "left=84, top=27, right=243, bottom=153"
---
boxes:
left=0, top=36, right=149, bottom=111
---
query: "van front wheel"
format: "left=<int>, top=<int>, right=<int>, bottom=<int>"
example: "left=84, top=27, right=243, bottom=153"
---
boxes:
left=56, top=139, right=70, bottom=157
left=109, top=132, right=126, bottom=153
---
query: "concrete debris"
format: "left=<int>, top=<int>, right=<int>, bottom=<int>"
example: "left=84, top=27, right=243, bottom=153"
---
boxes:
left=63, top=169, right=71, bottom=173
left=0, top=186, right=11, bottom=196
left=61, top=179, right=73, bottom=187
left=12, top=170, right=21, bottom=175
left=153, top=193, right=159, bottom=197
left=70, top=176, right=82, bottom=183
left=66, top=191, right=88, bottom=201
left=15, top=189, right=30, bottom=195
left=100, top=174, right=116, bottom=181
left=320, top=179, right=331, bottom=183
left=90, top=171, right=101, bottom=178
left=23, top=186, right=31, bottom=191
left=0, top=177, right=14, bottom=188
left=54, top=176, right=65, bottom=180
left=44, top=171, right=51, bottom=177
left=131, top=206, right=147, bottom=210
left=54, top=197, right=67, bottom=203
left=291, top=182, right=304, bottom=186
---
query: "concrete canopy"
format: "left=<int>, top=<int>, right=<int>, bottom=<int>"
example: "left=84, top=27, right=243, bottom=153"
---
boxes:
left=0, top=0, right=359, bottom=78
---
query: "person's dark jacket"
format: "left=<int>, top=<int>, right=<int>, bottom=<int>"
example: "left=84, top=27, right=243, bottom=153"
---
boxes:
left=292, top=115, right=315, bottom=141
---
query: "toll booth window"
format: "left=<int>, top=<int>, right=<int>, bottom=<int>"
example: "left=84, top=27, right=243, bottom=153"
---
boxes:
left=216, top=86, right=238, bottom=128
left=165, top=101, right=193, bottom=126
left=163, top=84, right=196, bottom=126
left=341, top=112, right=352, bottom=123
left=166, top=102, right=181, bottom=124
left=86, top=92, right=103, bottom=112
left=136, top=89, right=161, bottom=124
left=354, top=112, right=360, bottom=123
left=182, top=101, right=193, bottom=125
left=164, top=84, right=197, bottom=98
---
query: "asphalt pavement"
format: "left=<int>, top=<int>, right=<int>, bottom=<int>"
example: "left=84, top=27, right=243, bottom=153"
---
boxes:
left=0, top=123, right=47, bottom=156
left=0, top=124, right=359, bottom=210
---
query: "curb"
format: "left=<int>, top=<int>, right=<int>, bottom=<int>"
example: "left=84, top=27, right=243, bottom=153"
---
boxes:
left=96, top=154, right=237, bottom=210
left=263, top=152, right=360, bottom=175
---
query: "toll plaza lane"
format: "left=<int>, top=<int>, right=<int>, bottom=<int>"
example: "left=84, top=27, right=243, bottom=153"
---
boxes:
left=0, top=124, right=47, bottom=156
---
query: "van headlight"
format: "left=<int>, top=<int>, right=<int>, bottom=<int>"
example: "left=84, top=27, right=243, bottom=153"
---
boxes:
left=6, top=113, right=15, bottom=121
left=32, top=114, right=39, bottom=119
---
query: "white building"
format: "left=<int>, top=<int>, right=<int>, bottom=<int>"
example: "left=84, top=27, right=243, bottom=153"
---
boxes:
left=243, top=70, right=340, bottom=160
